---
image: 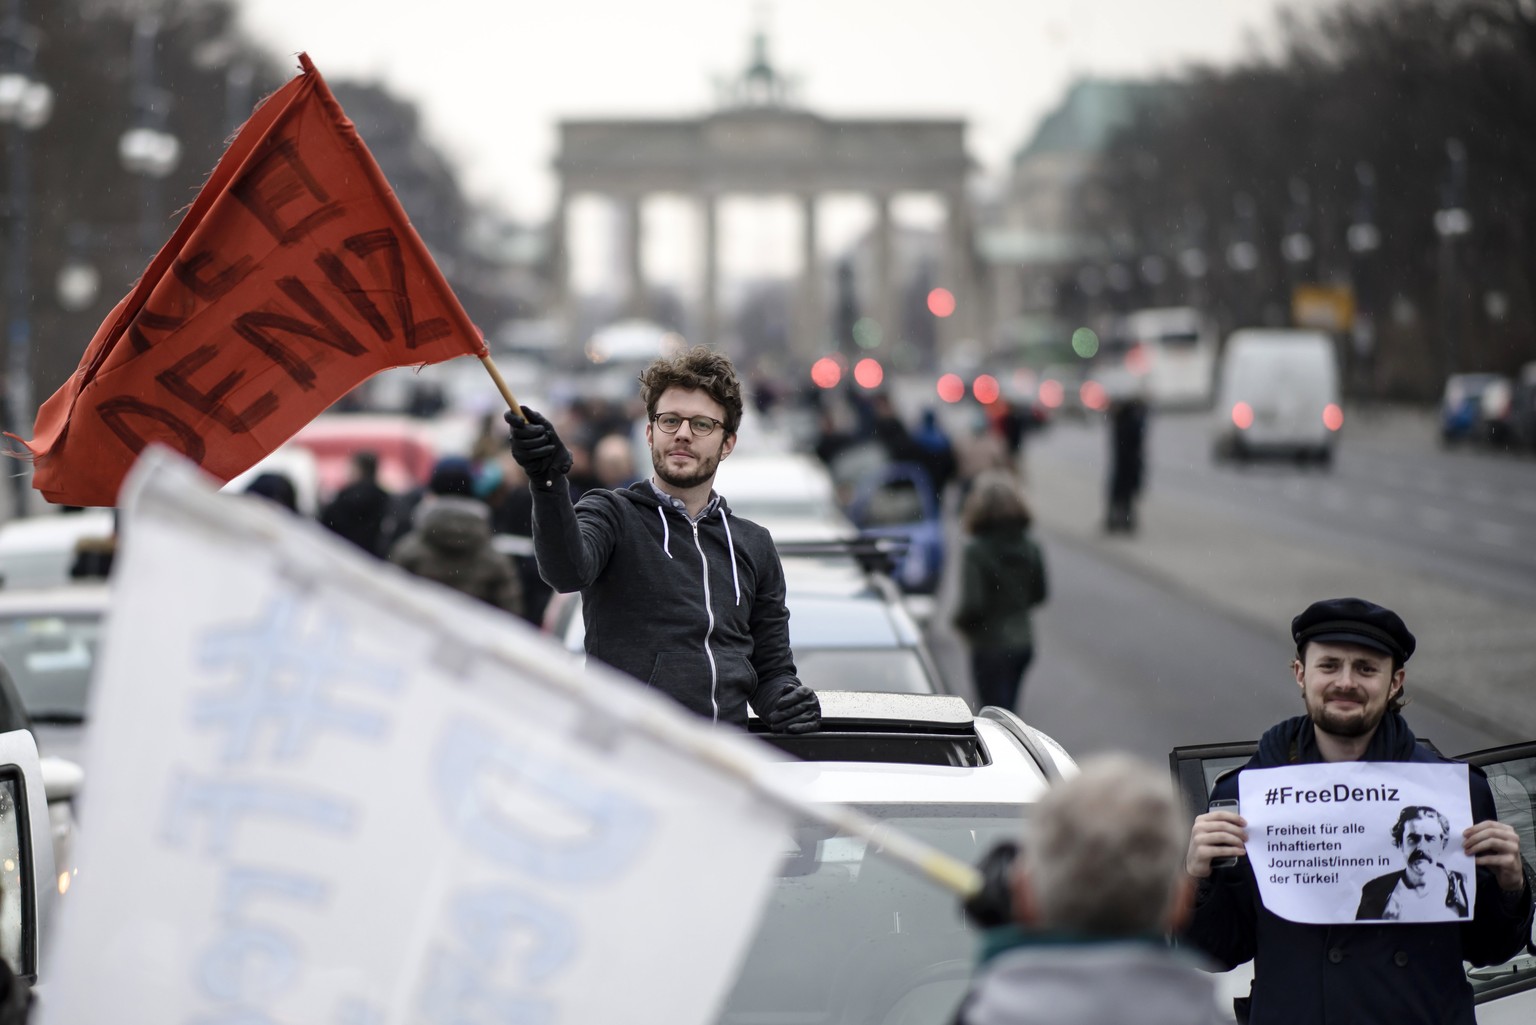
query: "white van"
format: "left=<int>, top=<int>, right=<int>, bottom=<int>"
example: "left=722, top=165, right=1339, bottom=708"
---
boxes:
left=1212, top=329, right=1343, bottom=465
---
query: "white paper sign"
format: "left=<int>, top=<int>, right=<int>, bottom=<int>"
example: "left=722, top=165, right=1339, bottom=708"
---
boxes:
left=38, top=449, right=795, bottom=1025
left=1236, top=762, right=1476, bottom=924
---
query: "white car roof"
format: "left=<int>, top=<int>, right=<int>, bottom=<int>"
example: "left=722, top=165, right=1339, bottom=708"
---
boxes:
left=0, top=512, right=114, bottom=553
left=0, top=584, right=111, bottom=616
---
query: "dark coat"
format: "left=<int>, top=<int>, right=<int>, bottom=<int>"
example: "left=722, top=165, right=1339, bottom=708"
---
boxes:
left=531, top=480, right=804, bottom=726
left=320, top=480, right=392, bottom=556
left=1181, top=713, right=1534, bottom=1025
left=1108, top=398, right=1147, bottom=500
left=388, top=497, right=523, bottom=617
left=952, top=527, right=1047, bottom=652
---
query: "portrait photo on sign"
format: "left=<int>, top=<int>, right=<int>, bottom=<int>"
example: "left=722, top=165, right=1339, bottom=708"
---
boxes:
left=1354, top=805, right=1470, bottom=922
left=1238, top=761, right=1476, bottom=926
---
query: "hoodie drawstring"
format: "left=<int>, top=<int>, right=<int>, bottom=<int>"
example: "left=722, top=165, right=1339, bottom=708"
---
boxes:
left=721, top=509, right=741, bottom=606
left=657, top=505, right=672, bottom=558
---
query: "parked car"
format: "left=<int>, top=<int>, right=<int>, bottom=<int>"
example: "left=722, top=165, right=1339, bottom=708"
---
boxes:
left=0, top=584, right=107, bottom=767
left=1440, top=372, right=1513, bottom=448
left=0, top=727, right=54, bottom=982
left=845, top=462, right=945, bottom=595
left=1510, top=363, right=1536, bottom=452
left=1212, top=329, right=1343, bottom=465
left=712, top=452, right=856, bottom=540
left=717, top=691, right=1077, bottom=1024
left=1171, top=738, right=1536, bottom=1022
left=0, top=511, right=115, bottom=591
left=0, top=643, right=83, bottom=907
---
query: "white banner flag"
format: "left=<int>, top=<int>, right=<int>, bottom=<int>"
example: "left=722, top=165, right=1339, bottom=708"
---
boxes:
left=1237, top=761, right=1475, bottom=925
left=39, top=448, right=795, bottom=1025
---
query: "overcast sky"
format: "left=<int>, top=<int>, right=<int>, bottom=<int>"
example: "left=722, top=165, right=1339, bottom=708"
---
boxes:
left=235, top=0, right=1329, bottom=224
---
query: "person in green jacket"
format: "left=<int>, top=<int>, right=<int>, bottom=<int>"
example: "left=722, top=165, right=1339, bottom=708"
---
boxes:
left=952, top=471, right=1048, bottom=711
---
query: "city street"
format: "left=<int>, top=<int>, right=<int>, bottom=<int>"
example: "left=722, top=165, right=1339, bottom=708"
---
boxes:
left=924, top=402, right=1536, bottom=762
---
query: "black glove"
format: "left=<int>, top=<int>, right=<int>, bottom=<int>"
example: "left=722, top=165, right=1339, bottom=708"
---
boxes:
left=962, top=840, right=1019, bottom=929
left=506, top=406, right=573, bottom=489
left=767, top=683, right=820, bottom=734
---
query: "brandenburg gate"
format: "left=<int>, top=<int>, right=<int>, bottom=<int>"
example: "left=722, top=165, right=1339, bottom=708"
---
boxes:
left=550, top=35, right=976, bottom=364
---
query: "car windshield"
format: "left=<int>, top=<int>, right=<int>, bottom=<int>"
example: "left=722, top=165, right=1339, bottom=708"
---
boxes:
left=796, top=649, right=934, bottom=695
left=718, top=803, right=1021, bottom=1025
left=0, top=614, right=100, bottom=722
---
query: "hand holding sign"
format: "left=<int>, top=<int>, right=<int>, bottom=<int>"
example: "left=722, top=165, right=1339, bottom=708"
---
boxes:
left=1463, top=819, right=1527, bottom=893
left=1187, top=802, right=1247, bottom=878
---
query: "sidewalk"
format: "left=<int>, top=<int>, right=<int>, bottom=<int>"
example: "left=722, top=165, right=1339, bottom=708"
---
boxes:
left=1022, top=409, right=1536, bottom=744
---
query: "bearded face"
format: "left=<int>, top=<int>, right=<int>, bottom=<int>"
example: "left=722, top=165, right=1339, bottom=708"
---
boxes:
left=646, top=387, right=734, bottom=492
left=1295, top=642, right=1402, bottom=740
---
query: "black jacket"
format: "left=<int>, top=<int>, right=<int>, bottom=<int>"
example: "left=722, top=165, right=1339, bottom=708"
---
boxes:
left=532, top=480, right=803, bottom=726
left=1181, top=713, right=1534, bottom=1025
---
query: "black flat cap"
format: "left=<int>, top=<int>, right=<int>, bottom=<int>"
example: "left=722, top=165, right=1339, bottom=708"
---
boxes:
left=1292, top=597, right=1416, bottom=663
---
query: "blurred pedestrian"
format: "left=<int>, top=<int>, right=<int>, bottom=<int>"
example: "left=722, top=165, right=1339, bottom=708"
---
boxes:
left=953, top=754, right=1229, bottom=1025
left=989, top=398, right=1030, bottom=464
left=912, top=408, right=958, bottom=500
left=506, top=345, right=819, bottom=733
left=1105, top=393, right=1148, bottom=534
left=387, top=462, right=523, bottom=618
left=870, top=392, right=915, bottom=459
left=320, top=450, right=392, bottom=556
left=952, top=471, right=1047, bottom=712
left=592, top=432, right=638, bottom=490
left=243, top=472, right=299, bottom=513
left=482, top=454, right=551, bottom=627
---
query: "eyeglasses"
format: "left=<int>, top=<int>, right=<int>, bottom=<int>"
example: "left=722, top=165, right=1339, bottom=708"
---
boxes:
left=652, top=412, right=725, bottom=437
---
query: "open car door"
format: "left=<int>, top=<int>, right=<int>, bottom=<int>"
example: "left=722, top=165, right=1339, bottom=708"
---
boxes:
left=1169, top=741, right=1258, bottom=823
left=1459, top=741, right=1536, bottom=1019
left=0, top=728, right=54, bottom=983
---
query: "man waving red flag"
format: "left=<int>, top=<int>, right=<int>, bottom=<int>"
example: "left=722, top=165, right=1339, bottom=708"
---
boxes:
left=16, top=53, right=488, bottom=507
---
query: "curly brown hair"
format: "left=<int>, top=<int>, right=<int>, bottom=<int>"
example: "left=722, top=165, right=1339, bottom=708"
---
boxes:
left=638, top=346, right=744, bottom=435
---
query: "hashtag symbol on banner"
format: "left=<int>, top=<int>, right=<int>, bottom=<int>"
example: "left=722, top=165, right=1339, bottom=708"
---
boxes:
left=1265, top=788, right=1279, bottom=805
left=194, top=592, right=404, bottom=764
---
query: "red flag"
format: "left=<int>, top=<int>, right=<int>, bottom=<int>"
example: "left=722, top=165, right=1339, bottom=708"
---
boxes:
left=17, top=54, right=488, bottom=507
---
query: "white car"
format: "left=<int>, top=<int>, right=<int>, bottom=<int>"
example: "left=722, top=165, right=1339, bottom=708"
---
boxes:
left=720, top=691, right=1077, bottom=1024
left=712, top=452, right=856, bottom=541
left=0, top=584, right=107, bottom=767
left=546, top=550, right=948, bottom=697
left=0, top=511, right=115, bottom=591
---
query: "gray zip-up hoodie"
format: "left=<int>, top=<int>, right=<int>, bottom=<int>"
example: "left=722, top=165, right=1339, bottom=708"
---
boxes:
left=532, top=480, right=803, bottom=726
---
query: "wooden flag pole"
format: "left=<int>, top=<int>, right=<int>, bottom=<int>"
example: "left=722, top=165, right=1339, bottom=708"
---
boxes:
left=479, top=354, right=524, bottom=418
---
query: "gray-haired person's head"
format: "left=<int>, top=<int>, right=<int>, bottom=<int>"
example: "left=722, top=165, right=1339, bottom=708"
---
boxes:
left=1014, top=754, right=1191, bottom=936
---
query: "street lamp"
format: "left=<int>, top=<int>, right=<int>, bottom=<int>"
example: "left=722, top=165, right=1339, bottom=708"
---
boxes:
left=55, top=223, right=100, bottom=313
left=1, top=0, right=52, bottom=517
left=118, top=15, right=180, bottom=258
left=1280, top=178, right=1314, bottom=268
left=1434, top=138, right=1472, bottom=379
